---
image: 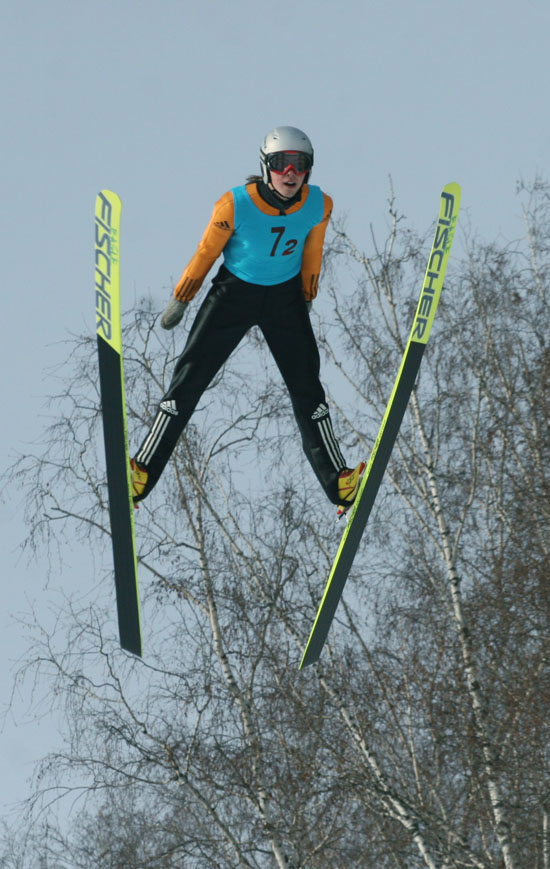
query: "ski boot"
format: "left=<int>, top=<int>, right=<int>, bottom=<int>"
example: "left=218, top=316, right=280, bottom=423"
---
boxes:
left=336, top=461, right=366, bottom=521
left=130, top=458, right=149, bottom=506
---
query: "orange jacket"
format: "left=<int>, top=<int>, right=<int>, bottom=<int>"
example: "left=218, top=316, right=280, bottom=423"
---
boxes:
left=173, top=183, right=333, bottom=303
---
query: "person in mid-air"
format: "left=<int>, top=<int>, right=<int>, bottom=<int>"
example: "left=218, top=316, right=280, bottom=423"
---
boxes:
left=131, top=125, right=364, bottom=513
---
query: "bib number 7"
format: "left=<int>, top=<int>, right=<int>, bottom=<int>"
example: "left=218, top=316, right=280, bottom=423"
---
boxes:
left=270, top=226, right=298, bottom=256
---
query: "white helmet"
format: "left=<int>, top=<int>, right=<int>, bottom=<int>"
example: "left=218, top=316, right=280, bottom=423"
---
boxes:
left=260, top=126, right=314, bottom=184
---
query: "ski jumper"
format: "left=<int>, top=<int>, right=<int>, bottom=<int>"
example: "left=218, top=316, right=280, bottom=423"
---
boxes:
left=134, top=181, right=349, bottom=504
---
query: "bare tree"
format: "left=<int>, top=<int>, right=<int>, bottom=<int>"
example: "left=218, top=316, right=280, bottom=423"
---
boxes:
left=5, top=180, right=550, bottom=867
left=316, top=179, right=550, bottom=868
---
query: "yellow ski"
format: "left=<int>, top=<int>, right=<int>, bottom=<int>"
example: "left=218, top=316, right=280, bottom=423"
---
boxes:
left=95, top=190, right=142, bottom=656
left=300, top=183, right=461, bottom=668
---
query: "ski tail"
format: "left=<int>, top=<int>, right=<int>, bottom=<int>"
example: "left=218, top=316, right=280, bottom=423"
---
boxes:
left=95, top=190, right=142, bottom=656
left=299, top=183, right=461, bottom=669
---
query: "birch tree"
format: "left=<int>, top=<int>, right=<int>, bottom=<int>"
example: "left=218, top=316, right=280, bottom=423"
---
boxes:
left=5, top=179, right=550, bottom=868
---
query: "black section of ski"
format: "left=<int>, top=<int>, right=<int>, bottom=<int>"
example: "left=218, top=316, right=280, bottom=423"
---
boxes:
left=97, top=337, right=142, bottom=656
left=300, top=341, right=425, bottom=668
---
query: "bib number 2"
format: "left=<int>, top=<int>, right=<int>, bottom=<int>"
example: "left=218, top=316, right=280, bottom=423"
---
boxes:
left=270, top=226, right=298, bottom=257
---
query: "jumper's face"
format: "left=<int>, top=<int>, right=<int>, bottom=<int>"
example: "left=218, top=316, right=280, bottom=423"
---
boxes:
left=269, top=166, right=306, bottom=199
left=266, top=150, right=311, bottom=199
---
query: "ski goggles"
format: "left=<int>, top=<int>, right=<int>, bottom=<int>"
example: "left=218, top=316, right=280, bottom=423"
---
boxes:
left=266, top=151, right=313, bottom=175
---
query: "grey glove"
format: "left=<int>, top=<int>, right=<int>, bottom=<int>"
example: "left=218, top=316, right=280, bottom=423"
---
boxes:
left=161, top=298, right=188, bottom=330
left=306, top=301, right=312, bottom=314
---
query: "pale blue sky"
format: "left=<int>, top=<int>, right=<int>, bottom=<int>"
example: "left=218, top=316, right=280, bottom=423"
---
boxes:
left=2, top=0, right=548, bottom=819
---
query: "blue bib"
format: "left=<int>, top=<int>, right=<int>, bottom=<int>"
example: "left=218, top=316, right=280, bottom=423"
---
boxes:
left=223, top=184, right=324, bottom=285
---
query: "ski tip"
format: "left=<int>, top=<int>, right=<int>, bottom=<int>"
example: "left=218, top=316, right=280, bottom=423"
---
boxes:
left=98, top=188, right=122, bottom=204
left=442, top=181, right=462, bottom=204
left=121, top=637, right=143, bottom=657
left=298, top=639, right=321, bottom=670
left=299, top=654, right=320, bottom=670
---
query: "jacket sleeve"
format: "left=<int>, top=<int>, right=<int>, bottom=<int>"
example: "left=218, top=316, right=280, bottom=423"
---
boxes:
left=173, top=191, right=235, bottom=302
left=300, top=192, right=333, bottom=302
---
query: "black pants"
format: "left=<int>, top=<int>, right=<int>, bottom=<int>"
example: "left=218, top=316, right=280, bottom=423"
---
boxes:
left=135, top=266, right=348, bottom=504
